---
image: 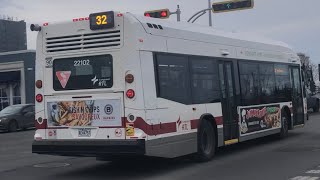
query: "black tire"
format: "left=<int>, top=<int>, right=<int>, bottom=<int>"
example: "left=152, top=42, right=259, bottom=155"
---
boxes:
left=279, top=111, right=289, bottom=138
left=194, top=120, right=216, bottom=162
left=313, top=102, right=319, bottom=112
left=8, top=120, right=18, bottom=132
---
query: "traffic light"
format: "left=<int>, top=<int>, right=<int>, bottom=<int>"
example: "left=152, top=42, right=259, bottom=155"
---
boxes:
left=144, top=9, right=170, bottom=19
left=212, top=0, right=254, bottom=13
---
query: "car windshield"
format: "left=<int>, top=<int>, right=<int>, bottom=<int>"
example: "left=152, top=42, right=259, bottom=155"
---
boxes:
left=0, top=106, right=23, bottom=115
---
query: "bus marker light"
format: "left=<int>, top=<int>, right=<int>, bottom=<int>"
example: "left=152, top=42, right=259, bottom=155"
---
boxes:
left=117, top=13, right=123, bottom=17
left=128, top=114, right=135, bottom=121
left=139, top=39, right=144, bottom=43
left=125, top=74, right=134, bottom=83
left=126, top=89, right=135, bottom=99
left=79, top=18, right=85, bottom=21
left=36, top=94, right=43, bottom=103
left=36, top=80, right=43, bottom=89
left=43, top=23, right=49, bottom=26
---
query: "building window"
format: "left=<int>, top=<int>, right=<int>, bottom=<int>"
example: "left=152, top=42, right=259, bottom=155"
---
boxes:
left=0, top=85, right=10, bottom=110
left=12, top=82, right=21, bottom=105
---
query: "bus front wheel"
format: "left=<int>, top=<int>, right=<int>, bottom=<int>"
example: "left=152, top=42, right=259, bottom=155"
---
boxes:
left=194, top=119, right=216, bottom=162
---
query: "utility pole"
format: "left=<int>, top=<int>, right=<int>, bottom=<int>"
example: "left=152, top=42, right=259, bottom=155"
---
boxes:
left=208, top=0, right=212, bottom=26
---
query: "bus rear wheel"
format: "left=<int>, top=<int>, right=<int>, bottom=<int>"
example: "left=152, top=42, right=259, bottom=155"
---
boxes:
left=194, top=120, right=216, bottom=162
left=279, top=111, right=289, bottom=138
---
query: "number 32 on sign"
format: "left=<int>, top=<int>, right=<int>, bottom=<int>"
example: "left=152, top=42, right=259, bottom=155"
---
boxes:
left=89, top=11, right=114, bottom=30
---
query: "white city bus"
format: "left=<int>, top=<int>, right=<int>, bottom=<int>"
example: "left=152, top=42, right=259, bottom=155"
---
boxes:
left=32, top=11, right=307, bottom=161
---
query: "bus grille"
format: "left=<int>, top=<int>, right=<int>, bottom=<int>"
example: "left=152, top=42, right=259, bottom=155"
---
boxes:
left=45, top=30, right=121, bottom=53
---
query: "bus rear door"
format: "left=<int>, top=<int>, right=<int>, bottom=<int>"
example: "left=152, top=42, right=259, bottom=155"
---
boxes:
left=218, top=61, right=239, bottom=145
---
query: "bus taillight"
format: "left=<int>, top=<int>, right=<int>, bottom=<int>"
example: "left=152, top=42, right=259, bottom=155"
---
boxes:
left=36, top=94, right=43, bottom=103
left=126, top=89, right=135, bottom=99
left=36, top=80, right=42, bottom=89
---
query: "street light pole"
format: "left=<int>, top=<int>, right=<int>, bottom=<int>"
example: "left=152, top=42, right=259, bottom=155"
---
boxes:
left=176, top=5, right=181, bottom=22
left=208, top=0, right=212, bottom=26
left=187, top=8, right=212, bottom=23
left=170, top=5, right=181, bottom=22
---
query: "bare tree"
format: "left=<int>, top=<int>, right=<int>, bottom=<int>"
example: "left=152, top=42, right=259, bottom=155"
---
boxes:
left=298, top=52, right=318, bottom=93
left=310, top=63, right=319, bottom=82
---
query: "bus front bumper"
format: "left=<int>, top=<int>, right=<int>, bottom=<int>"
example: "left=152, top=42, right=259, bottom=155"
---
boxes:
left=32, top=139, right=146, bottom=157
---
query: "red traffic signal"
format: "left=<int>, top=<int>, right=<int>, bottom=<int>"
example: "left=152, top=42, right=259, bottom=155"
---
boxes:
left=144, top=9, right=170, bottom=19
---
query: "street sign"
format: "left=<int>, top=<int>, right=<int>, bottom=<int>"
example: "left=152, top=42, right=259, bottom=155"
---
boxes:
left=212, top=0, right=254, bottom=13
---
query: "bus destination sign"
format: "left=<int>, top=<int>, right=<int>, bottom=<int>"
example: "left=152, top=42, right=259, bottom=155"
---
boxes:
left=89, top=11, right=115, bottom=30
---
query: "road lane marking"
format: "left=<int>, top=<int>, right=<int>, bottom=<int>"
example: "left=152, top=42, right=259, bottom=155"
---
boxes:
left=306, top=170, right=320, bottom=174
left=290, top=176, right=319, bottom=180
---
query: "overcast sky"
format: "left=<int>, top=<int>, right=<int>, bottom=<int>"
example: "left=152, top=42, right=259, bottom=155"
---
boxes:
left=0, top=0, right=319, bottom=63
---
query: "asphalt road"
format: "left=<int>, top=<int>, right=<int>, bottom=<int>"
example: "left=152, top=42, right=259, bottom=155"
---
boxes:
left=1, top=114, right=320, bottom=180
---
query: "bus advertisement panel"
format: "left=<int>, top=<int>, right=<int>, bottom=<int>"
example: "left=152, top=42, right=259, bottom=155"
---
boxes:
left=47, top=99, right=121, bottom=127
left=240, top=104, right=281, bottom=136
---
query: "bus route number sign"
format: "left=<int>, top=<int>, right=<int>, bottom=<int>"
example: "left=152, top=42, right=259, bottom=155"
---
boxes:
left=89, top=11, right=115, bottom=30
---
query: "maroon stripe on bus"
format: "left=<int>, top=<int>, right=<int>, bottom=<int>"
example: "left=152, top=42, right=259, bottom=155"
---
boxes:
left=47, top=116, right=223, bottom=135
left=191, top=116, right=223, bottom=129
left=191, top=119, right=199, bottom=129
left=126, top=117, right=177, bottom=136
left=215, top=116, right=223, bottom=125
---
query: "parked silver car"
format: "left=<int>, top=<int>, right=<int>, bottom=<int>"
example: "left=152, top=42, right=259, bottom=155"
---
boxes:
left=0, top=104, right=35, bottom=132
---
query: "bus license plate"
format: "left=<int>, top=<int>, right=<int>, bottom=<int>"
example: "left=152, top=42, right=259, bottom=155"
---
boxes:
left=78, top=128, right=91, bottom=137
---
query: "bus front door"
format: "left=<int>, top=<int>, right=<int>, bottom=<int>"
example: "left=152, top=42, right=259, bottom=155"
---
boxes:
left=218, top=61, right=239, bottom=145
left=290, top=66, right=305, bottom=126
